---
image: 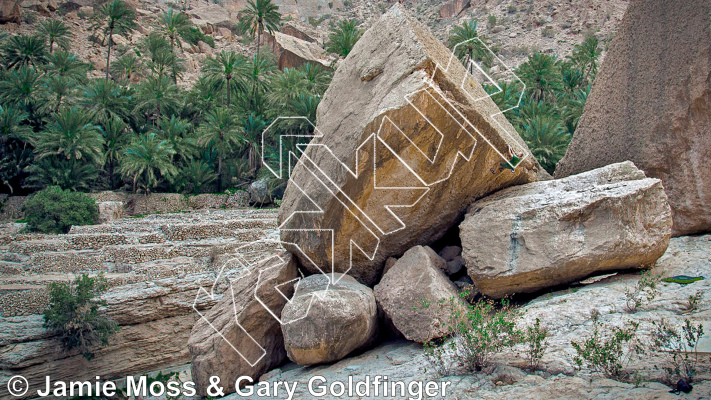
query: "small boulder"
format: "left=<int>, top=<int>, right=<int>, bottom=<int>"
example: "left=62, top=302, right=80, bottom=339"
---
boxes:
left=444, top=255, right=464, bottom=276
left=281, top=273, right=378, bottom=366
left=97, top=201, right=123, bottom=223
left=248, top=179, right=271, bottom=206
left=460, top=162, right=673, bottom=298
left=374, top=245, right=467, bottom=343
left=438, top=245, right=461, bottom=261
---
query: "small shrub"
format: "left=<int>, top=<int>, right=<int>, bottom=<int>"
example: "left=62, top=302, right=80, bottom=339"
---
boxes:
left=542, top=26, right=555, bottom=38
left=507, top=5, right=517, bottom=13
left=43, top=274, right=119, bottom=360
left=487, top=14, right=497, bottom=30
left=652, top=319, right=705, bottom=383
left=624, top=269, right=662, bottom=313
left=180, top=27, right=215, bottom=48
left=425, top=295, right=520, bottom=374
left=523, top=317, right=548, bottom=370
left=22, top=186, right=99, bottom=234
left=571, top=316, right=640, bottom=379
left=682, top=291, right=703, bottom=313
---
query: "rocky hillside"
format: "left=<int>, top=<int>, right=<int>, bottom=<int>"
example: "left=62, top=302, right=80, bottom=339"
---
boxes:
left=1, top=0, right=628, bottom=84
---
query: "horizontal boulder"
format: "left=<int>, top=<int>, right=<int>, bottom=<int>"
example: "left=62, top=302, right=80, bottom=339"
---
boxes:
left=554, top=0, right=711, bottom=237
left=281, top=273, right=377, bottom=366
left=460, top=161, right=673, bottom=298
left=278, top=4, right=540, bottom=286
left=374, top=245, right=467, bottom=343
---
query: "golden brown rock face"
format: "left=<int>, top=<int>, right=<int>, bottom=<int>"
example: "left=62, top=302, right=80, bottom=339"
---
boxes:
left=555, top=0, right=711, bottom=236
left=277, top=5, right=540, bottom=285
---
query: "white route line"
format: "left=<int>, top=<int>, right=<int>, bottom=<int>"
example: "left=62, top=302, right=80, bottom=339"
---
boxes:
left=194, top=38, right=527, bottom=364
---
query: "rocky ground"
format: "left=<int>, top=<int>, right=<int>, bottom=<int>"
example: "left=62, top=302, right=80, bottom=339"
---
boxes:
left=225, top=234, right=711, bottom=399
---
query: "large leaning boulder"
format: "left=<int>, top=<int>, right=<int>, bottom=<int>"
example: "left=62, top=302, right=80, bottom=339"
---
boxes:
left=278, top=4, right=540, bottom=285
left=281, top=273, right=378, bottom=366
left=461, top=162, right=673, bottom=298
left=554, top=0, right=711, bottom=237
left=374, top=246, right=467, bottom=343
left=188, top=252, right=298, bottom=396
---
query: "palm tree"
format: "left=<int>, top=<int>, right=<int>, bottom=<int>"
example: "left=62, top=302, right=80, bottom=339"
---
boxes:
left=447, top=19, right=492, bottom=70
left=160, top=9, right=190, bottom=50
left=134, top=76, right=182, bottom=124
left=197, top=107, right=243, bottom=191
left=240, top=0, right=281, bottom=58
left=561, top=87, right=589, bottom=134
left=110, top=52, right=141, bottom=83
left=80, top=78, right=133, bottom=123
left=520, top=114, right=570, bottom=174
left=91, top=0, right=136, bottom=80
left=46, top=75, right=77, bottom=113
left=38, top=19, right=72, bottom=53
left=299, top=62, right=332, bottom=96
left=241, top=112, right=267, bottom=171
left=516, top=52, right=562, bottom=103
left=268, top=67, right=307, bottom=110
left=156, top=115, right=194, bottom=161
left=176, top=159, right=217, bottom=194
left=326, top=19, right=362, bottom=58
left=100, top=116, right=129, bottom=189
left=33, top=106, right=105, bottom=164
left=0, top=66, right=48, bottom=125
left=569, top=36, right=601, bottom=84
left=203, top=50, right=246, bottom=107
left=119, top=131, right=177, bottom=193
left=0, top=106, right=31, bottom=144
left=45, top=51, right=90, bottom=82
left=245, top=53, right=276, bottom=112
left=25, top=156, right=98, bottom=191
left=1, top=34, right=48, bottom=69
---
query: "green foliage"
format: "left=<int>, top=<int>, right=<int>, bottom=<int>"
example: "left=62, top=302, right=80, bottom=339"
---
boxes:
left=624, top=269, right=662, bottom=313
left=179, top=26, right=215, bottom=48
left=326, top=19, right=362, bottom=57
left=43, top=274, right=118, bottom=359
left=447, top=19, right=493, bottom=69
left=22, top=186, right=98, bottom=233
left=523, top=318, right=548, bottom=370
left=652, top=319, right=705, bottom=383
left=239, top=0, right=281, bottom=57
left=38, top=19, right=72, bottom=53
left=571, top=315, right=641, bottom=379
left=1, top=34, right=48, bottom=70
left=425, top=296, right=520, bottom=374
left=119, top=132, right=178, bottom=193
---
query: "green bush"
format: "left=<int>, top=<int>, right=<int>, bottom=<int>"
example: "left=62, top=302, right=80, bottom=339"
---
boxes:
left=652, top=318, right=705, bottom=383
left=425, top=296, right=520, bottom=374
left=179, top=27, right=215, bottom=48
left=571, top=315, right=640, bottom=379
left=523, top=317, right=549, bottom=370
left=22, top=186, right=99, bottom=234
left=43, top=274, right=119, bottom=360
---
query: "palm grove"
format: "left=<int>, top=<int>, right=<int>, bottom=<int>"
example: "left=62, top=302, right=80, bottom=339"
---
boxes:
left=0, top=1, right=598, bottom=200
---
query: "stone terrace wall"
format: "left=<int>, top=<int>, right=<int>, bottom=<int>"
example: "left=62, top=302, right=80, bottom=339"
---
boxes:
left=0, top=191, right=251, bottom=222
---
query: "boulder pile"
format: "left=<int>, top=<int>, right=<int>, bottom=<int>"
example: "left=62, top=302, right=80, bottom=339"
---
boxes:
left=186, top=5, right=678, bottom=397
